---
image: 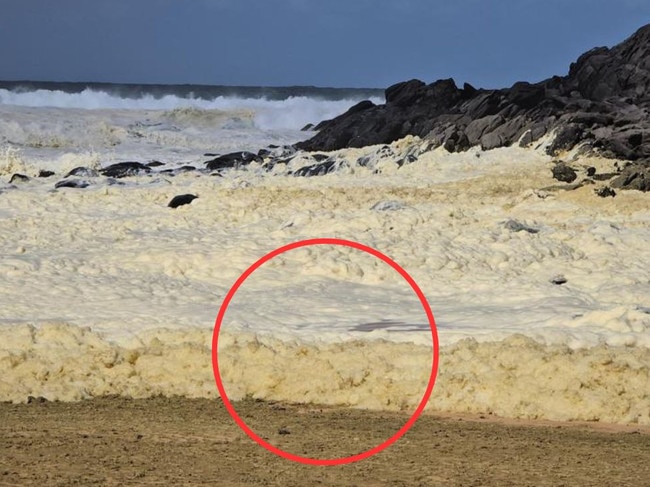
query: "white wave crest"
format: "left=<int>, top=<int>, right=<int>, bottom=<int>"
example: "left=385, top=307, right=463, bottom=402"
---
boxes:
left=0, top=88, right=383, bottom=131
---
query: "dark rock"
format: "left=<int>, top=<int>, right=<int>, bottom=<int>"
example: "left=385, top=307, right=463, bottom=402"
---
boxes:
left=466, top=115, right=505, bottom=145
left=463, top=82, right=478, bottom=95
left=38, top=170, right=55, bottom=178
left=176, top=165, right=196, bottom=173
left=507, top=81, right=545, bottom=109
left=293, top=159, right=338, bottom=177
left=293, top=23, right=650, bottom=188
left=595, top=187, right=616, bottom=197
left=168, top=194, right=198, bottom=208
left=586, top=167, right=596, bottom=177
left=357, top=156, right=371, bottom=167
left=480, top=132, right=504, bottom=151
left=55, top=179, right=90, bottom=189
left=547, top=125, right=584, bottom=156
left=443, top=130, right=470, bottom=153
left=311, top=154, right=330, bottom=162
left=101, top=162, right=151, bottom=178
left=385, top=79, right=426, bottom=105
left=204, top=151, right=262, bottom=170
left=278, top=428, right=291, bottom=435
left=610, top=163, right=650, bottom=191
left=552, top=163, right=578, bottom=183
left=9, top=173, right=29, bottom=183
left=301, top=123, right=315, bottom=131
left=65, top=166, right=99, bottom=178
left=346, top=99, right=375, bottom=113
left=146, top=161, right=165, bottom=167
left=27, top=396, right=48, bottom=404
left=551, top=275, right=568, bottom=285
left=400, top=154, right=418, bottom=166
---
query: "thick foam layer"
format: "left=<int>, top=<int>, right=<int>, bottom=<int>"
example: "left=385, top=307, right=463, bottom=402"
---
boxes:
left=2, top=323, right=649, bottom=425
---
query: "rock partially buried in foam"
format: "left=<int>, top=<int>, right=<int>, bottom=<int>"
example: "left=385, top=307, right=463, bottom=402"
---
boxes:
left=292, top=158, right=340, bottom=177
left=55, top=179, right=90, bottom=189
left=27, top=395, right=48, bottom=404
left=551, top=275, right=568, bottom=285
left=370, top=200, right=407, bottom=212
left=503, top=220, right=540, bottom=234
left=9, top=173, right=29, bottom=184
left=552, top=162, right=578, bottom=183
left=204, top=151, right=262, bottom=171
left=168, top=194, right=198, bottom=208
left=595, top=186, right=616, bottom=198
left=65, top=166, right=99, bottom=178
left=610, top=163, right=650, bottom=191
left=101, top=162, right=151, bottom=178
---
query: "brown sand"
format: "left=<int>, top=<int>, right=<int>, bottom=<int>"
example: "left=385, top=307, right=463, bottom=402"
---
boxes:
left=1, top=397, right=649, bottom=486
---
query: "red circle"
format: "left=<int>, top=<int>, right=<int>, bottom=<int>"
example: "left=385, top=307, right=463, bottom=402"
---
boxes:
left=212, top=238, right=439, bottom=466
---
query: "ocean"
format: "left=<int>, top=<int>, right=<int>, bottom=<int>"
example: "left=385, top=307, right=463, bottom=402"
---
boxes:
left=0, top=81, right=649, bottom=424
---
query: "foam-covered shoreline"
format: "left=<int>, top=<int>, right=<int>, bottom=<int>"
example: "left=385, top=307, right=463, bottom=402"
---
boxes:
left=2, top=323, right=649, bottom=425
left=1, top=132, right=649, bottom=424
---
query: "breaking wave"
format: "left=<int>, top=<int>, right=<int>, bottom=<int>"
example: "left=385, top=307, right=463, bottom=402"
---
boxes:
left=0, top=87, right=383, bottom=131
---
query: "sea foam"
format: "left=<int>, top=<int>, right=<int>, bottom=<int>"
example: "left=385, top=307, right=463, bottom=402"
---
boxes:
left=0, top=99, right=649, bottom=425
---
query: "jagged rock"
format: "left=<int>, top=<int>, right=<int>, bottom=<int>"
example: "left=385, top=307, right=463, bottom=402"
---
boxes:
left=295, top=23, right=650, bottom=190
left=610, top=163, right=650, bottom=191
left=547, top=125, right=584, bottom=156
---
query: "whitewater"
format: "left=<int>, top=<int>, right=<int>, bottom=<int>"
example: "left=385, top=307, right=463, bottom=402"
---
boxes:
left=0, top=85, right=649, bottom=425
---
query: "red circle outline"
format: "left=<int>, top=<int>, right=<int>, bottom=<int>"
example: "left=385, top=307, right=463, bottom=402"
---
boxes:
left=212, top=238, right=439, bottom=466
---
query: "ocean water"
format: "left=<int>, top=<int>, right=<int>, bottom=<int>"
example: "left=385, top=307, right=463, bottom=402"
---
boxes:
left=0, top=83, right=649, bottom=424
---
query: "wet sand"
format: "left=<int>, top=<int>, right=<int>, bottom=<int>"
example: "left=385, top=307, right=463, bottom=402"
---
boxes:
left=2, top=397, right=649, bottom=486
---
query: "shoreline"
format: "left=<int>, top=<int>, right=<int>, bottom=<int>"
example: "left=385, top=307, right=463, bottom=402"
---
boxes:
left=2, top=396, right=649, bottom=486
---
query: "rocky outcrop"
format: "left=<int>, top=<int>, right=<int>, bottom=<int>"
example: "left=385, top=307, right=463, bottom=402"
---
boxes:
left=296, top=23, right=650, bottom=190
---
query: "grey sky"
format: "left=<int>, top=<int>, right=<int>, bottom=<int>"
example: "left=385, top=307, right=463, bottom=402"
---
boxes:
left=0, top=0, right=649, bottom=88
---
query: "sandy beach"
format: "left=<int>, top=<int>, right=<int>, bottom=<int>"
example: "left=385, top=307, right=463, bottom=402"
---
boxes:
left=2, top=397, right=649, bottom=486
